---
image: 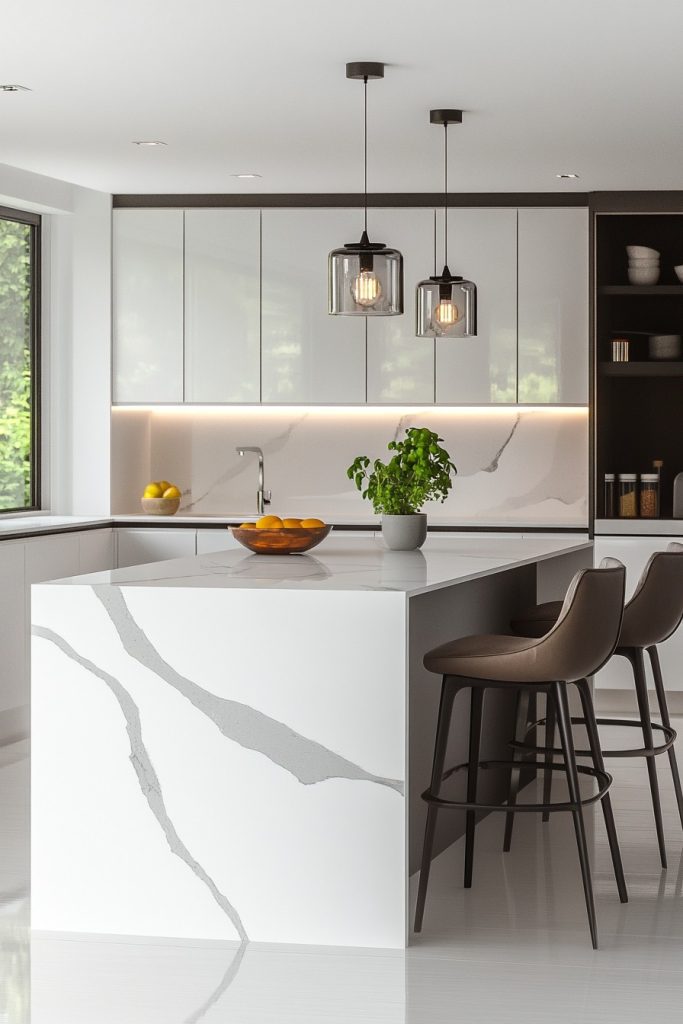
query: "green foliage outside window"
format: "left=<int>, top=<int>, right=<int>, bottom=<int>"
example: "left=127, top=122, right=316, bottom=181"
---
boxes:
left=0, top=217, right=34, bottom=510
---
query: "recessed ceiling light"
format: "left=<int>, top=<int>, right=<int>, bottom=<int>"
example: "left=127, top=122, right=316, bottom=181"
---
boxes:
left=556, top=172, right=580, bottom=179
left=132, top=140, right=167, bottom=147
left=231, top=173, right=261, bottom=179
left=0, top=84, right=31, bottom=92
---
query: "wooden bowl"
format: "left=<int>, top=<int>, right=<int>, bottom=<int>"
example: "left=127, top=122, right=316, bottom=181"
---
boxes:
left=231, top=524, right=332, bottom=555
left=141, top=496, right=181, bottom=516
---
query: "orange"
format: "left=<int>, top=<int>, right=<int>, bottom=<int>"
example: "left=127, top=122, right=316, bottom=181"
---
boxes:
left=300, top=517, right=325, bottom=528
left=282, top=518, right=302, bottom=529
left=238, top=522, right=255, bottom=529
left=255, top=515, right=284, bottom=529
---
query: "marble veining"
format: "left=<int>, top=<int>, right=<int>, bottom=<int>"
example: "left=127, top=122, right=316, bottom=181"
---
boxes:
left=92, top=585, right=404, bottom=794
left=32, top=625, right=249, bottom=941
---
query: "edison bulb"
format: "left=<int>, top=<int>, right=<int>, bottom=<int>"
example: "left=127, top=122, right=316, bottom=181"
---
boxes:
left=433, top=299, right=460, bottom=328
left=351, top=270, right=382, bottom=308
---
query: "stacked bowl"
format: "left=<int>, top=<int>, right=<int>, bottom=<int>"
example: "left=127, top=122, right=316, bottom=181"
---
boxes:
left=627, top=245, right=660, bottom=285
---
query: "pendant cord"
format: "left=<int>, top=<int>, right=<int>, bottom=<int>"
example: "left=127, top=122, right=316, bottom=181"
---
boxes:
left=443, top=122, right=448, bottom=268
left=363, top=75, right=368, bottom=233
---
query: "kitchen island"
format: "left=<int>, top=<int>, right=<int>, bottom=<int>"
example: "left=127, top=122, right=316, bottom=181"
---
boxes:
left=31, top=534, right=591, bottom=949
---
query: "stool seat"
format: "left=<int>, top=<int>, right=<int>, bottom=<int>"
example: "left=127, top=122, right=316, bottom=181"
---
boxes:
left=510, top=600, right=562, bottom=639
left=424, top=633, right=544, bottom=681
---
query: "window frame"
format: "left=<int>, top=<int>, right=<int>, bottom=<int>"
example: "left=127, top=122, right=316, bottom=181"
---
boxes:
left=0, top=204, right=41, bottom=514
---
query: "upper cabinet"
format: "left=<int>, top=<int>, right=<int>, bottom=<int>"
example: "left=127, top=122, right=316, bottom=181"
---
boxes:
left=261, top=209, right=365, bottom=404
left=113, top=210, right=184, bottom=403
left=112, top=205, right=589, bottom=407
left=435, top=209, right=518, bottom=404
left=517, top=208, right=589, bottom=404
left=366, top=208, right=436, bottom=404
left=184, top=209, right=260, bottom=403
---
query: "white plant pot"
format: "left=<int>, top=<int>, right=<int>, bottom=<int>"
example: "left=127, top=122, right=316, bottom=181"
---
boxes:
left=381, top=513, right=428, bottom=551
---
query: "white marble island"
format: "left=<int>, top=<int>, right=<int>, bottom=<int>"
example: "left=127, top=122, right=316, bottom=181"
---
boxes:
left=31, top=534, right=591, bottom=949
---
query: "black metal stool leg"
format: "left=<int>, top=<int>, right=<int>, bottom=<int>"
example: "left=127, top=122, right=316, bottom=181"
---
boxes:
left=576, top=678, right=628, bottom=904
left=630, top=647, right=667, bottom=868
left=503, top=688, right=531, bottom=852
left=414, top=677, right=457, bottom=932
left=648, top=645, right=683, bottom=830
left=553, top=680, right=598, bottom=949
left=464, top=686, right=485, bottom=888
left=542, top=693, right=556, bottom=824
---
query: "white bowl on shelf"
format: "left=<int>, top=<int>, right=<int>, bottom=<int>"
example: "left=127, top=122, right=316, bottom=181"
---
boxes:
left=628, top=256, right=660, bottom=266
left=626, top=245, right=660, bottom=259
left=628, top=266, right=660, bottom=285
left=649, top=334, right=682, bottom=360
left=674, top=265, right=683, bottom=283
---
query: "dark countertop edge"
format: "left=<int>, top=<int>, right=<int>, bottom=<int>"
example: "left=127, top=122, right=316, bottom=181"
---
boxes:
left=0, top=520, right=113, bottom=543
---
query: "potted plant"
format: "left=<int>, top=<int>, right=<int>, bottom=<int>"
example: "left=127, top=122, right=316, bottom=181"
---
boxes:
left=347, top=427, right=457, bottom=550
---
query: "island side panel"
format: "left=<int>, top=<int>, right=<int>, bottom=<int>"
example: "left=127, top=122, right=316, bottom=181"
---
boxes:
left=407, top=564, right=537, bottom=874
left=31, top=583, right=407, bottom=948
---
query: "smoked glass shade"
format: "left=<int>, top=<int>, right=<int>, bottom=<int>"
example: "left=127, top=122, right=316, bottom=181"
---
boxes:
left=328, top=238, right=403, bottom=316
left=415, top=275, right=477, bottom=337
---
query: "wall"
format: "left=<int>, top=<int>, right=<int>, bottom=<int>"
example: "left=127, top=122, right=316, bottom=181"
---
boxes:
left=111, top=406, right=589, bottom=526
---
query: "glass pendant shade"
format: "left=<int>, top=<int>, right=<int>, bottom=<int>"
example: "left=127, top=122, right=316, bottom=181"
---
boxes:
left=328, top=233, right=403, bottom=315
left=415, top=270, right=477, bottom=337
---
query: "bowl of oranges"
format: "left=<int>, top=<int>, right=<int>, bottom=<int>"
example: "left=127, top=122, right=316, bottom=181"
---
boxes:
left=141, top=480, right=182, bottom=515
left=231, top=515, right=331, bottom=555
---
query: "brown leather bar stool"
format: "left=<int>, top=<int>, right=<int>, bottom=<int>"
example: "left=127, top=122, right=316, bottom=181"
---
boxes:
left=414, top=562, right=628, bottom=949
left=510, top=543, right=683, bottom=869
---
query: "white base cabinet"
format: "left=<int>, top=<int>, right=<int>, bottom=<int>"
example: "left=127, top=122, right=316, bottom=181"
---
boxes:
left=116, top=529, right=197, bottom=568
left=594, top=536, right=683, bottom=690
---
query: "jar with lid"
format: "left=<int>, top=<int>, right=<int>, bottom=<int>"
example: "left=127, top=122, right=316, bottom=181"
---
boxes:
left=639, top=474, right=660, bottom=518
left=604, top=474, right=616, bottom=517
left=618, top=474, right=638, bottom=518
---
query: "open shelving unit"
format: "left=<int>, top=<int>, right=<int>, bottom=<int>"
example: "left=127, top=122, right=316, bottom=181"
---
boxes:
left=594, top=210, right=683, bottom=521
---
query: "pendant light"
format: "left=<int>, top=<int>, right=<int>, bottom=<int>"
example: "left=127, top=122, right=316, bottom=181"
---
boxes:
left=328, top=62, right=403, bottom=316
left=416, top=110, right=477, bottom=338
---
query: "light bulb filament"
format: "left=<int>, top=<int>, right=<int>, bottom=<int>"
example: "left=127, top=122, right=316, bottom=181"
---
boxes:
left=434, top=299, right=460, bottom=327
left=351, top=270, right=382, bottom=308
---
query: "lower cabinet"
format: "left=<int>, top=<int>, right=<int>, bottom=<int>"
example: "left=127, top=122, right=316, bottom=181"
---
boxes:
left=0, top=541, right=27, bottom=723
left=116, top=528, right=197, bottom=568
left=196, top=528, right=241, bottom=554
left=594, top=536, right=683, bottom=690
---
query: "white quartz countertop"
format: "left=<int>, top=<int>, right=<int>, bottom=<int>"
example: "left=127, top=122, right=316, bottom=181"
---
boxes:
left=0, top=515, right=112, bottom=539
left=43, top=534, right=592, bottom=597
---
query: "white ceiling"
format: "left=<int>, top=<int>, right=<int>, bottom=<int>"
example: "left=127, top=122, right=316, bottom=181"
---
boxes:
left=2, top=0, right=683, bottom=195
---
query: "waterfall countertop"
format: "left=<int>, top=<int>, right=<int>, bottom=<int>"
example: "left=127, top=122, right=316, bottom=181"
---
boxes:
left=45, top=534, right=593, bottom=596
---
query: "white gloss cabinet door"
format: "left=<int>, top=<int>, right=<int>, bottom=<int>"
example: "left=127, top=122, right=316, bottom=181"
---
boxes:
left=0, top=541, right=26, bottom=716
left=518, top=208, right=588, bottom=404
left=113, top=210, right=184, bottom=404
left=116, top=528, right=197, bottom=568
left=366, top=208, right=436, bottom=404
left=184, top=209, right=260, bottom=403
left=594, top=537, right=683, bottom=690
left=261, top=210, right=366, bottom=404
left=435, top=209, right=517, bottom=404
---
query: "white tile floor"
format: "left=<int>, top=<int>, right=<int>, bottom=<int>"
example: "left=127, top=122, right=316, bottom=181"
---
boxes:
left=2, top=721, right=683, bottom=1023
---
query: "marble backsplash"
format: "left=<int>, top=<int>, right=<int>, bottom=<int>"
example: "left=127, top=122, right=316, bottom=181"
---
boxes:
left=111, top=407, right=588, bottom=526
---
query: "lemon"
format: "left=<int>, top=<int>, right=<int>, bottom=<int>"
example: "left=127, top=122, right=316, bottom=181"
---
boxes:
left=157, top=480, right=172, bottom=492
left=162, top=485, right=181, bottom=499
left=300, top=517, right=325, bottom=528
left=256, top=515, right=283, bottom=529
left=282, top=517, right=302, bottom=529
left=143, top=483, right=163, bottom=499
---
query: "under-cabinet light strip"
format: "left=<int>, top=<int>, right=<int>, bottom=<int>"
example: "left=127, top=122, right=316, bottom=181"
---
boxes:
left=112, top=404, right=588, bottom=416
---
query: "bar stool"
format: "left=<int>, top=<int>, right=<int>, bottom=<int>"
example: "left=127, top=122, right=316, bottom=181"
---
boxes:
left=510, top=543, right=683, bottom=868
left=414, top=561, right=627, bottom=949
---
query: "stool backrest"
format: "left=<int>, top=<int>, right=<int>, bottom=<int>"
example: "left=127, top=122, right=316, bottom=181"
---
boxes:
left=535, top=560, right=626, bottom=682
left=621, top=542, right=683, bottom=647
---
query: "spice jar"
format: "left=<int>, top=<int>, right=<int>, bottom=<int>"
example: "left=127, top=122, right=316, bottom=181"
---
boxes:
left=618, top=474, right=638, bottom=518
left=639, top=474, right=660, bottom=518
left=604, top=473, right=616, bottom=518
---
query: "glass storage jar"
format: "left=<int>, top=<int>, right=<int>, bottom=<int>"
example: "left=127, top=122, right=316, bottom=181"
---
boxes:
left=618, top=474, right=638, bottom=518
left=604, top=473, right=616, bottom=518
left=639, top=473, right=660, bottom=518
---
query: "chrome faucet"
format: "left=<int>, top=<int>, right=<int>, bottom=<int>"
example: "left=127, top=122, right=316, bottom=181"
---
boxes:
left=236, top=446, right=271, bottom=515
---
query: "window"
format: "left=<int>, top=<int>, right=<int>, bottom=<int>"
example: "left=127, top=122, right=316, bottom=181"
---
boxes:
left=0, top=206, right=40, bottom=512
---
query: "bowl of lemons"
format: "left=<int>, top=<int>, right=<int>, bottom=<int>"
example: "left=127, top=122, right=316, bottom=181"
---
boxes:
left=141, top=480, right=182, bottom=515
left=231, top=515, right=331, bottom=554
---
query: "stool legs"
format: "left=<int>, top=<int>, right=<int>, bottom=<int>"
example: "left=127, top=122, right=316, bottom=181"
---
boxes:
left=503, top=689, right=531, bottom=852
left=629, top=648, right=667, bottom=868
left=414, top=678, right=457, bottom=932
left=465, top=687, right=485, bottom=887
left=542, top=694, right=556, bottom=824
left=576, top=679, right=628, bottom=905
left=553, top=680, right=598, bottom=949
left=648, top=645, right=683, bottom=830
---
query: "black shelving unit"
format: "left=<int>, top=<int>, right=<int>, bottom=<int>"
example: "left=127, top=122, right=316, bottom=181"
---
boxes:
left=594, top=211, right=683, bottom=521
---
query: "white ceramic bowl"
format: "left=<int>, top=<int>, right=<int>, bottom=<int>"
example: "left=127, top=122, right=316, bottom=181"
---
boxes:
left=628, top=266, right=660, bottom=285
left=674, top=265, right=683, bottom=283
left=628, top=256, right=660, bottom=265
left=626, top=245, right=660, bottom=259
left=649, top=334, right=682, bottom=360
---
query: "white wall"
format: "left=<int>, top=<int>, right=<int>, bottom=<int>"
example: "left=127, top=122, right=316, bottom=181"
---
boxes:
left=0, top=163, right=112, bottom=515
